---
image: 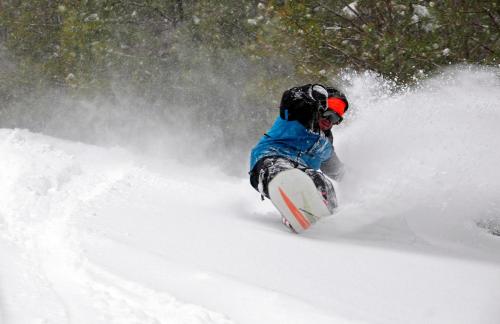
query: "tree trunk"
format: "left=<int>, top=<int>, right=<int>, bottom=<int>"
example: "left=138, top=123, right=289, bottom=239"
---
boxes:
left=176, top=0, right=184, bottom=22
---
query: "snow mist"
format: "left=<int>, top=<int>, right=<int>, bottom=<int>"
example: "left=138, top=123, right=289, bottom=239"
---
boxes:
left=334, top=66, right=500, bottom=247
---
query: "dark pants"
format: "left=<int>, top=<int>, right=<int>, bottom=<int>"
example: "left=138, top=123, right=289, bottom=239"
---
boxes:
left=250, top=156, right=337, bottom=212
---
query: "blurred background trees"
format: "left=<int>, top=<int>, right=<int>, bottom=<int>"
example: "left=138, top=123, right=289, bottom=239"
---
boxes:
left=0, top=0, right=498, bottom=168
left=2, top=0, right=497, bottom=94
left=268, top=0, right=498, bottom=82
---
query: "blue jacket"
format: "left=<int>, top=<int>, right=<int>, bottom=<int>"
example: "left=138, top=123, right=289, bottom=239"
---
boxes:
left=250, top=116, right=333, bottom=172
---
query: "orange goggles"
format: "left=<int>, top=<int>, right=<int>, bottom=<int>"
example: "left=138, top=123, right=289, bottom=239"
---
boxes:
left=327, top=97, right=347, bottom=116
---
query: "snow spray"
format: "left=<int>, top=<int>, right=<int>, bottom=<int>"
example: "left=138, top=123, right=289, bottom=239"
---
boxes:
left=333, top=66, right=500, bottom=248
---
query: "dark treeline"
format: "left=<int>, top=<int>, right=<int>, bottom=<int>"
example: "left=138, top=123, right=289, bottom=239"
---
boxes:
left=0, top=0, right=498, bottom=169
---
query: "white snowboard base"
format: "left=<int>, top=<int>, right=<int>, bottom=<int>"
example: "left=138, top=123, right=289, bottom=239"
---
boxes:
left=268, top=169, right=331, bottom=233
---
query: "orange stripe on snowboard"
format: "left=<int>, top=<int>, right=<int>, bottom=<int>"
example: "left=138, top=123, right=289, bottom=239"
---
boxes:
left=278, top=187, right=311, bottom=230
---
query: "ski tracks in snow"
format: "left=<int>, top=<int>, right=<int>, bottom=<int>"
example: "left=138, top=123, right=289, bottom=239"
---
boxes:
left=0, top=129, right=233, bottom=324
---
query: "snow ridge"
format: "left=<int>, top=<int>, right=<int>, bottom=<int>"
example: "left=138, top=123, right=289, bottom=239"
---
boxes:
left=0, top=129, right=233, bottom=324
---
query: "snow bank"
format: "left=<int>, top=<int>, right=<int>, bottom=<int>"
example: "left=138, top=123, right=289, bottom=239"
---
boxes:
left=0, top=129, right=234, bottom=324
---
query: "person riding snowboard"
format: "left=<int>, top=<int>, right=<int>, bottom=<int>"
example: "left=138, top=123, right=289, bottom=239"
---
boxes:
left=249, top=84, right=348, bottom=231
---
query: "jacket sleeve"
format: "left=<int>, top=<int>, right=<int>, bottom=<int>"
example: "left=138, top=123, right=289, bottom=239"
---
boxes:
left=321, top=150, right=345, bottom=181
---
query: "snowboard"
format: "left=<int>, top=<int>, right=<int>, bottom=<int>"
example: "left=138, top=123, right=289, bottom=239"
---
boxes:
left=268, top=169, right=332, bottom=233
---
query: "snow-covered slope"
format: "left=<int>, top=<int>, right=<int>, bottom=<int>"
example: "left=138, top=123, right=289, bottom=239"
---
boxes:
left=1, top=67, right=500, bottom=324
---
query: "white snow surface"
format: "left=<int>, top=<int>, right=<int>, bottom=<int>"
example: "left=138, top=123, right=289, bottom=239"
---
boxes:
left=1, top=67, right=500, bottom=324
left=413, top=4, right=430, bottom=18
left=341, top=2, right=359, bottom=19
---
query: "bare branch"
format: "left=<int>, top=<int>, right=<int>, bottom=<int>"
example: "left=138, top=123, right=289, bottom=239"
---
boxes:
left=285, top=13, right=369, bottom=70
left=316, top=0, right=366, bottom=35
left=480, top=45, right=496, bottom=54
left=339, top=0, right=368, bottom=25
left=483, top=7, right=499, bottom=29
left=129, top=1, right=171, bottom=21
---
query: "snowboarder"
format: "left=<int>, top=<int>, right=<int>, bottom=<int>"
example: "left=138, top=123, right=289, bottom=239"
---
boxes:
left=249, top=84, right=348, bottom=232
